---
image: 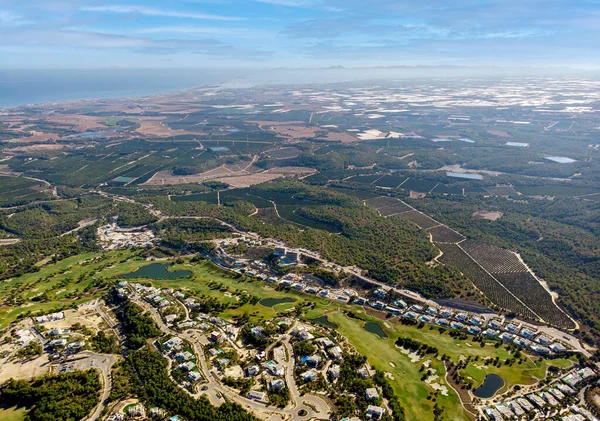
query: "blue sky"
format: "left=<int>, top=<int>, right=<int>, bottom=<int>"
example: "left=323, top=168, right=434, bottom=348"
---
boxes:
left=0, top=0, right=599, bottom=69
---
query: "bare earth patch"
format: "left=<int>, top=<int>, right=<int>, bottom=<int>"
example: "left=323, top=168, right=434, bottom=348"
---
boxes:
left=472, top=210, right=504, bottom=221
left=260, top=123, right=321, bottom=139
left=0, top=355, right=50, bottom=384
left=321, top=131, right=358, bottom=143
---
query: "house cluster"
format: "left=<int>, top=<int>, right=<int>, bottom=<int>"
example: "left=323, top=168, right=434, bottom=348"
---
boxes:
left=161, top=336, right=203, bottom=385
left=25, top=314, right=88, bottom=357
left=33, top=311, right=65, bottom=324
left=15, top=328, right=36, bottom=346
left=363, top=289, right=571, bottom=357
left=211, top=241, right=574, bottom=360
left=133, top=283, right=175, bottom=310
left=482, top=367, right=598, bottom=421
left=288, top=325, right=387, bottom=419
left=107, top=404, right=176, bottom=421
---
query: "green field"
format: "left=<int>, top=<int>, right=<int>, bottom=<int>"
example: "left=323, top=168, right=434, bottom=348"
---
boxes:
left=0, top=407, right=26, bottom=421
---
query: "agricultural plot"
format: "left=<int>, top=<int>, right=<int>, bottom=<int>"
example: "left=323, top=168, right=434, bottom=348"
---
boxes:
left=457, top=240, right=575, bottom=328
left=302, top=173, right=329, bottom=185
left=365, top=196, right=403, bottom=208
left=377, top=202, right=411, bottom=216
left=516, top=185, right=599, bottom=197
left=0, top=175, right=52, bottom=207
left=485, top=185, right=517, bottom=196
left=220, top=189, right=272, bottom=208
left=400, top=178, right=438, bottom=193
left=265, top=147, right=302, bottom=159
left=378, top=203, right=412, bottom=217
left=427, top=225, right=465, bottom=244
left=374, top=175, right=407, bottom=188
left=328, top=187, right=378, bottom=200
left=277, top=205, right=340, bottom=232
left=435, top=243, right=538, bottom=320
left=172, top=191, right=219, bottom=204
left=584, top=192, right=600, bottom=201
left=494, top=273, right=575, bottom=328
left=393, top=210, right=441, bottom=229
left=459, top=240, right=526, bottom=273
left=432, top=184, right=464, bottom=195
left=348, top=174, right=382, bottom=184
left=314, top=146, right=331, bottom=155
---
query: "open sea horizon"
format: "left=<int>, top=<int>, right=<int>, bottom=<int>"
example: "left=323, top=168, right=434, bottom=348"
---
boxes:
left=0, top=69, right=232, bottom=108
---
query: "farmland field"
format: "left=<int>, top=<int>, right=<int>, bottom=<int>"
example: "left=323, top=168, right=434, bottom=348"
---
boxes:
left=0, top=175, right=52, bottom=207
left=459, top=240, right=526, bottom=274
left=378, top=203, right=412, bottom=216
left=457, top=240, right=575, bottom=328
left=393, top=210, right=441, bottom=229
left=348, top=174, right=382, bottom=184
left=374, top=175, right=407, bottom=188
left=435, top=242, right=538, bottom=320
left=494, top=272, right=575, bottom=328
left=427, top=225, right=465, bottom=244
left=172, top=191, right=219, bottom=204
left=364, top=196, right=403, bottom=208
left=401, top=178, right=439, bottom=193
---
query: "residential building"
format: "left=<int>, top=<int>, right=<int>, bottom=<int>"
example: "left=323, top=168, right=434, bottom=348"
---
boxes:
left=301, top=370, right=317, bottom=382
left=328, top=346, right=343, bottom=360
left=365, top=388, right=379, bottom=400
left=270, top=379, right=285, bottom=391
left=366, top=405, right=385, bottom=419
left=328, top=365, right=341, bottom=379
left=247, top=391, right=266, bottom=401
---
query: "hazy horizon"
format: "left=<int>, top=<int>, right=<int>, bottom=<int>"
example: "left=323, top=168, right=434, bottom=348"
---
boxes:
left=2, top=66, right=599, bottom=108
left=1, top=0, right=600, bottom=70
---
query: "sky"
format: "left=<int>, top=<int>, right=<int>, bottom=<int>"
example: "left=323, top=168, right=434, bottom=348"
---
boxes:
left=0, top=0, right=599, bottom=69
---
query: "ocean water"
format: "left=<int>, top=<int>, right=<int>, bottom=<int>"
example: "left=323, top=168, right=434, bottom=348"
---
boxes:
left=0, top=69, right=227, bottom=108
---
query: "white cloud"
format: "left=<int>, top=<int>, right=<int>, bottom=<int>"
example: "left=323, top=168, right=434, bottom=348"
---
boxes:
left=0, top=10, right=33, bottom=26
left=80, top=4, right=245, bottom=21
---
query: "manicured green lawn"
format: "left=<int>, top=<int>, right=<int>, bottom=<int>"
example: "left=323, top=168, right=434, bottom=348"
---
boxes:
left=0, top=250, right=139, bottom=329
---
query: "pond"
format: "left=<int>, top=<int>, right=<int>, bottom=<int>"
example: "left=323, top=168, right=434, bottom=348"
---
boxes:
left=259, top=297, right=296, bottom=307
left=310, top=315, right=338, bottom=329
left=122, top=263, right=192, bottom=279
left=364, top=321, right=388, bottom=339
left=473, top=374, right=505, bottom=398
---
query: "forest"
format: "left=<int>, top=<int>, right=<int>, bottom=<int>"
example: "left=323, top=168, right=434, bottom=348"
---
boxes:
left=124, top=348, right=258, bottom=421
left=0, top=370, right=101, bottom=421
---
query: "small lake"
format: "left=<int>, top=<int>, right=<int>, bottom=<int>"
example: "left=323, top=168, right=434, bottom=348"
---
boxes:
left=473, top=374, right=505, bottom=398
left=311, top=315, right=338, bottom=329
left=364, top=321, right=388, bottom=339
left=122, top=263, right=192, bottom=279
left=259, top=297, right=295, bottom=307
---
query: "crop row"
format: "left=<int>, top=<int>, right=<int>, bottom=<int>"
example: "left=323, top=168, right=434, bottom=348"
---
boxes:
left=494, top=273, right=575, bottom=329
left=394, top=211, right=441, bottom=230
left=460, top=240, right=528, bottom=273
left=436, top=243, right=538, bottom=320
left=378, top=202, right=413, bottom=217
left=427, top=225, right=465, bottom=244
left=365, top=196, right=403, bottom=208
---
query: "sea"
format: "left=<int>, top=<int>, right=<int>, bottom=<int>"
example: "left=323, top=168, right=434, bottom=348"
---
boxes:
left=0, top=69, right=233, bottom=108
left=0, top=68, right=363, bottom=108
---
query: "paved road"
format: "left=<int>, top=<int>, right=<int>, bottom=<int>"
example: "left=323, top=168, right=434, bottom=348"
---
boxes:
left=132, top=296, right=330, bottom=420
left=65, top=351, right=118, bottom=421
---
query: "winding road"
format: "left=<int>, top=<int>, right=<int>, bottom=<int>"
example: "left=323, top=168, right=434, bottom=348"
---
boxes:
left=131, top=296, right=330, bottom=421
